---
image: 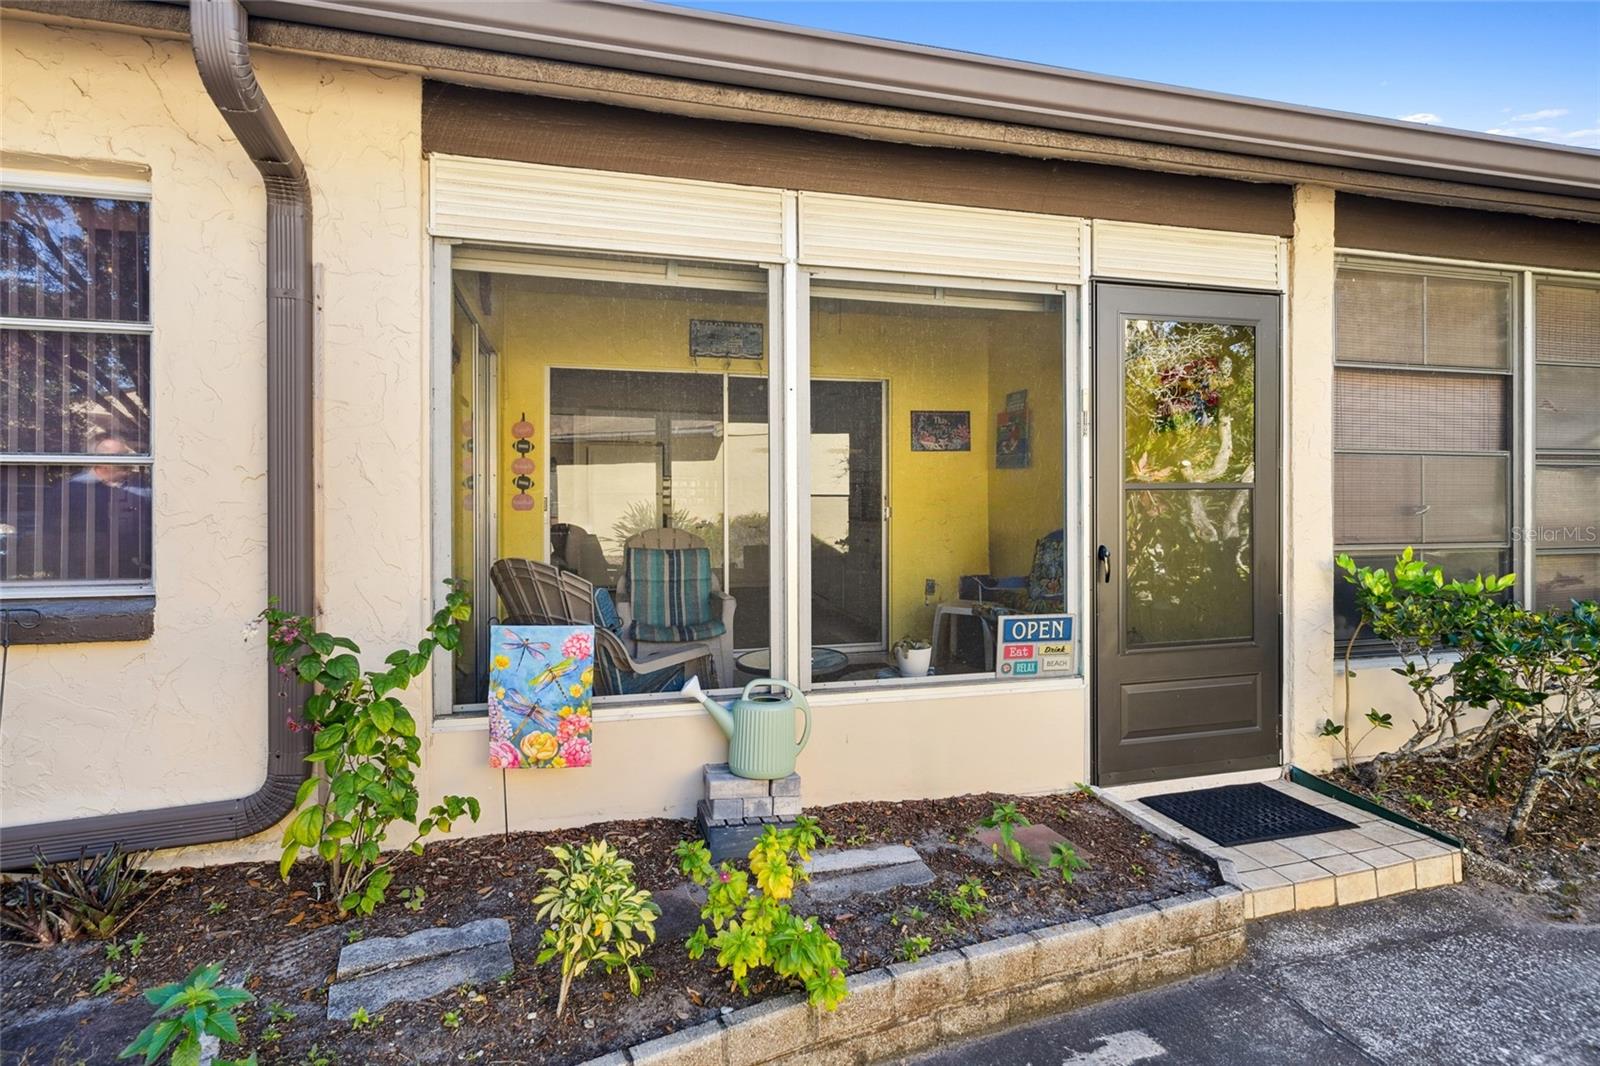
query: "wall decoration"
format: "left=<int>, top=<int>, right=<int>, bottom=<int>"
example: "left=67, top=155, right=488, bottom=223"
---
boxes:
left=996, top=389, right=1030, bottom=469
left=910, top=410, right=971, bottom=452
left=690, top=319, right=764, bottom=360
left=510, top=412, right=536, bottom=511
left=488, top=625, right=594, bottom=769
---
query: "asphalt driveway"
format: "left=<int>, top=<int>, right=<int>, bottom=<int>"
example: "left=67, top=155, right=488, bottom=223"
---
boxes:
left=909, top=882, right=1600, bottom=1066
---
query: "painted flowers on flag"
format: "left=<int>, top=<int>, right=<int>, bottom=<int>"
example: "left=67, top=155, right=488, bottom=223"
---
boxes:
left=488, top=625, right=595, bottom=770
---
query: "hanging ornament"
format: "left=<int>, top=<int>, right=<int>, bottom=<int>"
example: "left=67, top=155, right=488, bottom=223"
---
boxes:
left=512, top=455, right=535, bottom=475
left=510, top=412, right=536, bottom=511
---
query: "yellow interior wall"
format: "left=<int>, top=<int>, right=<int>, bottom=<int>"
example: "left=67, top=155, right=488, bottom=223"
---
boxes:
left=809, top=303, right=992, bottom=642
left=985, top=309, right=1067, bottom=582
left=468, top=277, right=1064, bottom=648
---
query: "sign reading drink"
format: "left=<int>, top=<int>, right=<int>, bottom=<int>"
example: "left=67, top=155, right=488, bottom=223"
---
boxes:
left=996, top=614, right=1075, bottom=678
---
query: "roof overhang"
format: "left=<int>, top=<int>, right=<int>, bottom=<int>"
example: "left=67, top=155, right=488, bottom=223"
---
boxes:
left=232, top=0, right=1599, bottom=201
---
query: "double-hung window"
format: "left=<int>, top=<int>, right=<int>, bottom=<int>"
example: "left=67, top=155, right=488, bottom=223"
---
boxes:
left=1332, top=262, right=1515, bottom=647
left=1, top=186, right=153, bottom=597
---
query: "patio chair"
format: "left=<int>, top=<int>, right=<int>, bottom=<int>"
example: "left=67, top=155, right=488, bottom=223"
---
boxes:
left=490, top=558, right=712, bottom=697
left=938, top=529, right=1065, bottom=668
left=615, top=528, right=736, bottom=687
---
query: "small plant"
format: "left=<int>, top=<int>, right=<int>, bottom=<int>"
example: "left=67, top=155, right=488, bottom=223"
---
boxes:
left=260, top=1002, right=294, bottom=1045
left=0, top=879, right=72, bottom=946
left=32, top=845, right=151, bottom=940
left=348, top=1007, right=373, bottom=1031
left=105, top=940, right=126, bottom=961
left=1407, top=793, right=1435, bottom=812
left=933, top=877, right=988, bottom=921
left=1047, top=842, right=1088, bottom=883
left=979, top=803, right=1039, bottom=875
left=1073, top=782, right=1095, bottom=797
left=400, top=886, right=426, bottom=913
left=265, top=584, right=482, bottom=915
left=119, top=962, right=255, bottom=1066
left=897, top=934, right=933, bottom=963
left=92, top=966, right=126, bottom=995
left=889, top=905, right=928, bottom=927
left=533, top=840, right=659, bottom=1019
left=676, top=816, right=848, bottom=1010
left=128, top=931, right=148, bottom=958
left=300, top=1044, right=334, bottom=1066
left=1129, top=862, right=1147, bottom=879
left=207, top=901, right=229, bottom=917
left=344, top=927, right=364, bottom=944
left=891, top=635, right=931, bottom=654
left=441, top=1009, right=463, bottom=1031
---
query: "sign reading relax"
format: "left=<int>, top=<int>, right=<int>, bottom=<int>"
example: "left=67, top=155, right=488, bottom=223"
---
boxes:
left=996, top=614, right=1076, bottom=678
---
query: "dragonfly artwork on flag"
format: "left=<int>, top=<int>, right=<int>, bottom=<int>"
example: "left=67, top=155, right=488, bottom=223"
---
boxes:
left=488, top=625, right=594, bottom=770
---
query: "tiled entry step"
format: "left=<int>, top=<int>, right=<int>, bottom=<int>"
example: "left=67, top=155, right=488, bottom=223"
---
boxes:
left=1101, top=778, right=1462, bottom=920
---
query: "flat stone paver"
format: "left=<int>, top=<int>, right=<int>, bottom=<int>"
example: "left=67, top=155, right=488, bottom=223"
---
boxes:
left=905, top=883, right=1600, bottom=1066
left=326, top=917, right=512, bottom=1020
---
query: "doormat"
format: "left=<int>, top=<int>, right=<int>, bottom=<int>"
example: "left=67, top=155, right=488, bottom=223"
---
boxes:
left=1141, top=783, right=1356, bottom=847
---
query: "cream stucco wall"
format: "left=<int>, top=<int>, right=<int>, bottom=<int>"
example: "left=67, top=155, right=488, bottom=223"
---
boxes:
left=0, top=21, right=428, bottom=854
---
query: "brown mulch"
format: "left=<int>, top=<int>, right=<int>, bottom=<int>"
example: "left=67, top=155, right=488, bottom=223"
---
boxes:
left=0, top=791, right=1216, bottom=1066
left=1330, top=733, right=1600, bottom=916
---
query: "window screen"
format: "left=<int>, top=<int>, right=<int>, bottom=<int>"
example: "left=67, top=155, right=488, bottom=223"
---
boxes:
left=1533, top=280, right=1600, bottom=611
left=1, top=190, right=153, bottom=592
left=1332, top=264, right=1514, bottom=649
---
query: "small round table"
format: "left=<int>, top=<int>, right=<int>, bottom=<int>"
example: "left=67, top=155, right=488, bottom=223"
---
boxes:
left=736, top=646, right=850, bottom=682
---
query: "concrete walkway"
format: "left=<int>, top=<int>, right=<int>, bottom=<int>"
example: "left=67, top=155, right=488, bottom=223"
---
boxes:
left=906, top=883, right=1600, bottom=1066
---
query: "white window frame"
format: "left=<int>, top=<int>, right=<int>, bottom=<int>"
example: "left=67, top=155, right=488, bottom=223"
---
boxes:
left=0, top=178, right=155, bottom=600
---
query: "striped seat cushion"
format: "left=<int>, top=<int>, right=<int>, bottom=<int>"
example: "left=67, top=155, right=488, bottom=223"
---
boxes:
left=627, top=546, right=727, bottom=643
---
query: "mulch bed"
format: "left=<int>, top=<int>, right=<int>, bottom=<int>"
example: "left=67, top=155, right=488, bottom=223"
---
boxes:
left=0, top=791, right=1217, bottom=1066
left=1329, top=733, right=1600, bottom=917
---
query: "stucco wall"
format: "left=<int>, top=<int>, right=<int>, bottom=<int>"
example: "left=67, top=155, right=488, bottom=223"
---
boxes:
left=0, top=21, right=427, bottom=840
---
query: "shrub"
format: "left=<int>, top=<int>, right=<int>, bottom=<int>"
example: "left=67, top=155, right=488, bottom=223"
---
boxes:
left=1337, top=550, right=1600, bottom=841
left=533, top=840, right=659, bottom=1019
left=15, top=845, right=152, bottom=942
left=119, top=961, right=255, bottom=1066
left=264, top=584, right=480, bottom=915
left=1047, top=841, right=1088, bottom=883
left=675, top=817, right=847, bottom=1010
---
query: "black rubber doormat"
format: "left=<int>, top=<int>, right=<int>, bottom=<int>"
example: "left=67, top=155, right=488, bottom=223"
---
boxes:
left=1141, top=783, right=1357, bottom=846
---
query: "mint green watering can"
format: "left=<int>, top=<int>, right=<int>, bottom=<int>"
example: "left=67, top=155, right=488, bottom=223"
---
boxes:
left=684, top=675, right=811, bottom=780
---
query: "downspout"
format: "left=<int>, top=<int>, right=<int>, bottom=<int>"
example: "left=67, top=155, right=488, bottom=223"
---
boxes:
left=0, top=0, right=314, bottom=868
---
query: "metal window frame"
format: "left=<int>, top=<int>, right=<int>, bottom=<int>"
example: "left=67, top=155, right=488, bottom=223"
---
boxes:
left=1332, top=250, right=1600, bottom=640
left=1, top=183, right=155, bottom=598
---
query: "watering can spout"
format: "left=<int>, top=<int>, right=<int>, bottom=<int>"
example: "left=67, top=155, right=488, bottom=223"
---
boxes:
left=683, top=675, right=734, bottom=738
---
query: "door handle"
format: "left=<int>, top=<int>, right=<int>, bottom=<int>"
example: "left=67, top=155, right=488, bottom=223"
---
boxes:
left=1097, top=544, right=1111, bottom=584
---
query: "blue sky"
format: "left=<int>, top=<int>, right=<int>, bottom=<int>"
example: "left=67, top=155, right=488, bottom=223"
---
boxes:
left=666, top=2, right=1600, bottom=149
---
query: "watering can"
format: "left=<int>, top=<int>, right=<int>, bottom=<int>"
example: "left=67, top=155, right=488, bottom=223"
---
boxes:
left=683, top=675, right=811, bottom=780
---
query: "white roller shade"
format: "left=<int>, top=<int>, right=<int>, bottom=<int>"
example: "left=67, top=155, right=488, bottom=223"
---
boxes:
left=799, top=192, right=1084, bottom=284
left=429, top=155, right=786, bottom=262
left=1092, top=220, right=1284, bottom=290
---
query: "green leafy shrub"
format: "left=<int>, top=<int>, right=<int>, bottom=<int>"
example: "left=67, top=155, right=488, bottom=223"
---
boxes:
left=264, top=584, right=481, bottom=915
left=0, top=878, right=72, bottom=946
left=119, top=962, right=255, bottom=1066
left=532, top=840, right=660, bottom=1019
left=29, top=844, right=152, bottom=941
left=1338, top=550, right=1599, bottom=841
left=897, top=934, right=932, bottom=963
left=675, top=817, right=847, bottom=1010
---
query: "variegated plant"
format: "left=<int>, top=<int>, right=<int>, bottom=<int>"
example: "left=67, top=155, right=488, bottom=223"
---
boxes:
left=533, top=840, right=660, bottom=1019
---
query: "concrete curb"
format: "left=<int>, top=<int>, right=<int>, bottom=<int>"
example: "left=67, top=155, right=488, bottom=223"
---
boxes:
left=580, top=887, right=1247, bottom=1065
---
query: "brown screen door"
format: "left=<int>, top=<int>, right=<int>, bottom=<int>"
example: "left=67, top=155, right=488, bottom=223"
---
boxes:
left=1093, top=284, right=1281, bottom=785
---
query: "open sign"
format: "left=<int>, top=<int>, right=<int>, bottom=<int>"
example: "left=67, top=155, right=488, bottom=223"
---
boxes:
left=996, top=614, right=1076, bottom=679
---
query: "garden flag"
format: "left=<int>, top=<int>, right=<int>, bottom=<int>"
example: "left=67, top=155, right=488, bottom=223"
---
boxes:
left=487, top=625, right=594, bottom=769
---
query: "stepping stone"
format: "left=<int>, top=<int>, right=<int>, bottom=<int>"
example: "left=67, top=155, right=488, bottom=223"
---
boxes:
left=804, top=860, right=935, bottom=902
left=806, top=844, right=921, bottom=876
left=326, top=917, right=511, bottom=1020
left=652, top=883, right=708, bottom=943
left=974, top=823, right=1070, bottom=869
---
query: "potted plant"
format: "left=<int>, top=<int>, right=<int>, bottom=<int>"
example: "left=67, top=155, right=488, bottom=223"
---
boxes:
left=893, top=635, right=933, bottom=677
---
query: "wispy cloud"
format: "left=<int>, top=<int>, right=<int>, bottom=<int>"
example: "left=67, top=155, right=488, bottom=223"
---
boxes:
left=1512, top=108, right=1569, bottom=122
left=1398, top=112, right=1442, bottom=124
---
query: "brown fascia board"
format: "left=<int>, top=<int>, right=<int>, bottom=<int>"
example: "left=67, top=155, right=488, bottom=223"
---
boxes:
left=230, top=0, right=1600, bottom=201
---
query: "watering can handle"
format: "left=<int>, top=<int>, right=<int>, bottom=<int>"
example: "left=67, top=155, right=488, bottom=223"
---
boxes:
left=741, top=678, right=811, bottom=756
